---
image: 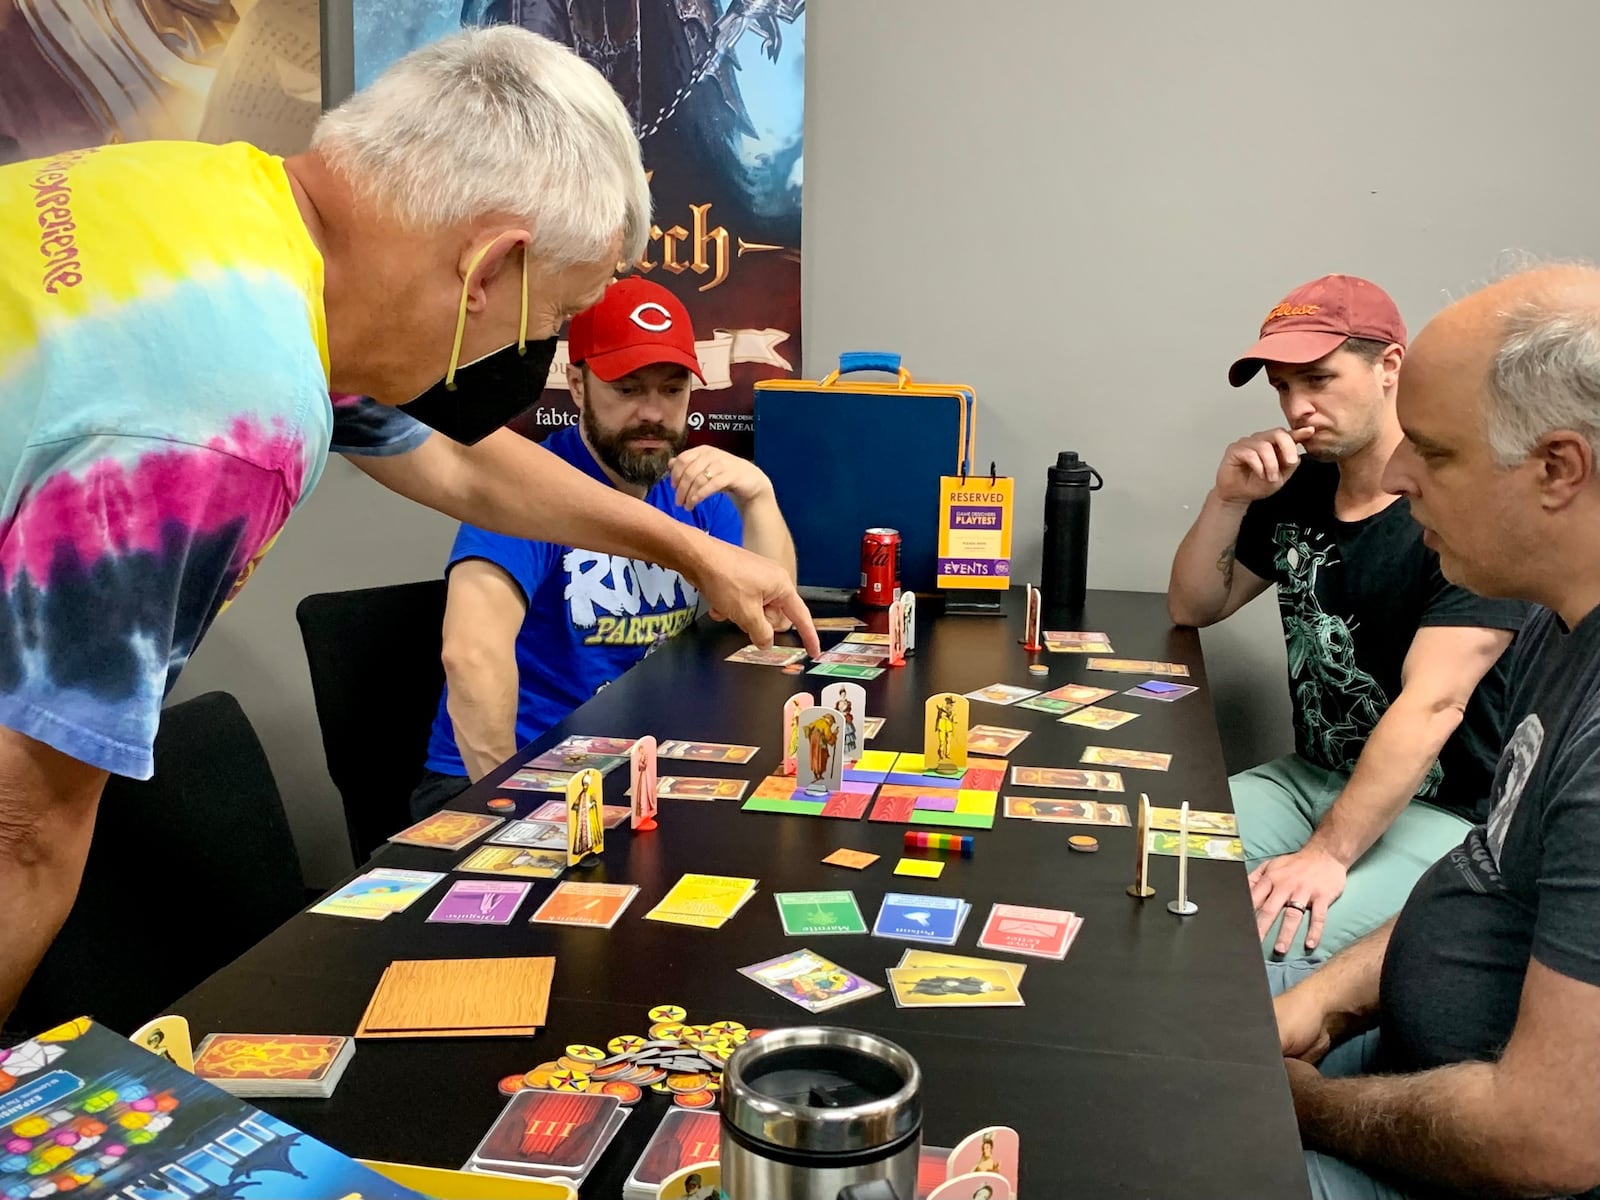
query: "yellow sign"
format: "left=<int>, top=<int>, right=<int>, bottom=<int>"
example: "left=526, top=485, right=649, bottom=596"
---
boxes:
left=937, top=476, right=1014, bottom=589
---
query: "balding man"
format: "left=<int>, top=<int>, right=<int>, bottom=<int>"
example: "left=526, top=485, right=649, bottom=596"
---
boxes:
left=1272, top=266, right=1600, bottom=1199
left=0, top=26, right=816, bottom=1022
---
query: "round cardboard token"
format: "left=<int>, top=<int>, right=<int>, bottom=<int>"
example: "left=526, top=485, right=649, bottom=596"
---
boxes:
left=650, top=1021, right=686, bottom=1041
left=706, top=1021, right=745, bottom=1038
left=566, top=1044, right=606, bottom=1063
left=782, top=663, right=804, bottom=674
left=674, top=1089, right=716, bottom=1109
left=679, top=1024, right=708, bottom=1041
left=607, top=1035, right=646, bottom=1055
left=556, top=1056, right=590, bottom=1073
left=746, top=1028, right=771, bottom=1039
left=599, top=1081, right=643, bottom=1105
left=497, top=1074, right=527, bottom=1096
left=633, top=1067, right=667, bottom=1086
left=522, top=1069, right=555, bottom=1089
left=651, top=1081, right=674, bottom=1094
left=667, top=1072, right=710, bottom=1093
left=547, top=1069, right=590, bottom=1093
left=1068, top=835, right=1100, bottom=853
left=648, top=1004, right=687, bottom=1023
left=486, top=797, right=516, bottom=811
left=1028, top=664, right=1049, bottom=676
left=590, top=1061, right=634, bottom=1081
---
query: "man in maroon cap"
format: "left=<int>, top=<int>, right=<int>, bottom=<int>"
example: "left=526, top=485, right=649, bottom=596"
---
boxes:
left=1167, top=274, right=1528, bottom=960
left=410, top=278, right=795, bottom=814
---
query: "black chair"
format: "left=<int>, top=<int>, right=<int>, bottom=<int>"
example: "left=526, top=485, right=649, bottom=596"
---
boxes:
left=7, top=691, right=304, bottom=1038
left=296, top=579, right=448, bottom=863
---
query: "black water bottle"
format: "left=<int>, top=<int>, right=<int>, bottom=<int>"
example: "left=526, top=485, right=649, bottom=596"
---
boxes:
left=1040, top=451, right=1102, bottom=613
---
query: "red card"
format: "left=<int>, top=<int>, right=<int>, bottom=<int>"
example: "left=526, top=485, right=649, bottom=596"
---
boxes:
left=822, top=791, right=871, bottom=819
left=869, top=789, right=920, bottom=823
left=976, top=903, right=1078, bottom=959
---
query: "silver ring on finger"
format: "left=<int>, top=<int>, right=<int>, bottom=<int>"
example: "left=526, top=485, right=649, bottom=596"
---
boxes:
left=1283, top=899, right=1308, bottom=912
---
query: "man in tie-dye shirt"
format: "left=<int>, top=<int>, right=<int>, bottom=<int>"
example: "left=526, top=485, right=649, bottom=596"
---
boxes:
left=0, top=27, right=816, bottom=1020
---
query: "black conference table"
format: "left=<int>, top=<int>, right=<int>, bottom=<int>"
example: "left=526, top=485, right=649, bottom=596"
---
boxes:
left=173, top=588, right=1311, bottom=1198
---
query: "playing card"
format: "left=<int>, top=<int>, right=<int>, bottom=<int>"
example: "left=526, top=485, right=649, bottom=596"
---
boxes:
left=726, top=644, right=808, bottom=666
left=646, top=874, right=759, bottom=928
left=1012, top=696, right=1076, bottom=715
left=809, top=662, right=885, bottom=679
left=551, top=734, right=639, bottom=755
left=426, top=879, right=530, bottom=924
left=1043, top=630, right=1114, bottom=653
left=963, top=683, right=1041, bottom=706
left=626, top=1109, right=722, bottom=1192
left=1059, top=705, right=1140, bottom=730
left=812, top=617, right=866, bottom=630
left=193, top=1033, right=349, bottom=1083
left=656, top=739, right=760, bottom=764
left=775, top=890, right=868, bottom=935
left=310, top=868, right=444, bottom=920
left=455, top=845, right=567, bottom=879
left=530, top=881, right=640, bottom=928
left=898, top=948, right=1027, bottom=985
left=863, top=715, right=886, bottom=739
left=1127, top=682, right=1199, bottom=702
left=739, top=948, right=883, bottom=1012
left=976, top=903, right=1082, bottom=960
left=966, top=724, right=1031, bottom=756
left=1149, top=806, right=1238, bottom=835
left=387, top=811, right=501, bottom=851
left=653, top=776, right=750, bottom=801
left=1147, top=831, right=1246, bottom=860
left=486, top=819, right=568, bottom=850
left=1045, top=684, right=1117, bottom=705
left=1081, top=746, right=1172, bottom=771
left=501, top=767, right=576, bottom=792
left=872, top=893, right=970, bottom=945
left=894, top=858, right=945, bottom=879
left=1086, top=657, right=1190, bottom=676
left=822, top=847, right=880, bottom=870
left=1009, top=766, right=1125, bottom=792
left=1003, top=796, right=1130, bottom=825
left=841, top=632, right=891, bottom=645
left=887, top=965, right=1024, bottom=1008
left=524, top=748, right=628, bottom=775
left=469, top=1088, right=623, bottom=1175
left=816, top=649, right=888, bottom=665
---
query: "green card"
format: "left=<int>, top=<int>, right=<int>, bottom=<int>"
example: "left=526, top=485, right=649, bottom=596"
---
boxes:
left=1014, top=695, right=1076, bottom=714
left=775, top=890, right=868, bottom=935
left=807, top=662, right=886, bottom=679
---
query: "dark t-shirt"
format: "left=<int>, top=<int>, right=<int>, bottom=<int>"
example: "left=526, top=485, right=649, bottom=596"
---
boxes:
left=1382, top=607, right=1600, bottom=1098
left=1235, top=460, right=1529, bottom=822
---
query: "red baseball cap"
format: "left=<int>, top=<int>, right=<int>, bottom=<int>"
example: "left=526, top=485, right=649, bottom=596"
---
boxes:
left=1228, top=274, right=1407, bottom=387
left=566, top=277, right=704, bottom=383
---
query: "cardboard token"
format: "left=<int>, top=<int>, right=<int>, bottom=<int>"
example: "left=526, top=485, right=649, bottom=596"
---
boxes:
left=608, top=1034, right=647, bottom=1055
left=674, top=1088, right=716, bottom=1109
left=782, top=663, right=804, bottom=674
left=547, top=1069, right=590, bottom=1093
left=1028, top=664, right=1049, bottom=676
left=667, top=1072, right=710, bottom=1093
left=633, top=1067, right=668, bottom=1086
left=566, top=1044, right=606, bottom=1063
left=651, top=1080, right=675, bottom=1094
left=679, top=1024, right=708, bottom=1041
left=498, top=1074, right=527, bottom=1096
left=747, top=1028, right=771, bottom=1039
left=650, top=1021, right=687, bottom=1041
left=487, top=797, right=516, bottom=811
left=707, top=1021, right=745, bottom=1038
left=648, top=1004, right=687, bottom=1022
left=556, top=1056, right=591, bottom=1073
left=1068, top=835, right=1100, bottom=853
left=598, top=1080, right=643, bottom=1105
left=521, top=1068, right=555, bottom=1089
left=590, top=1060, right=635, bottom=1081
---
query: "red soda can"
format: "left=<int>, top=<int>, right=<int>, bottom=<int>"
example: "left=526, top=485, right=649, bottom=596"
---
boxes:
left=858, top=528, right=902, bottom=607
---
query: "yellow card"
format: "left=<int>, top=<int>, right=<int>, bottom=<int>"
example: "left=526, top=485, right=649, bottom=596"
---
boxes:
left=886, top=965, right=1024, bottom=1007
left=894, top=858, right=945, bottom=879
left=129, top=1015, right=193, bottom=1072
left=897, top=949, right=1026, bottom=985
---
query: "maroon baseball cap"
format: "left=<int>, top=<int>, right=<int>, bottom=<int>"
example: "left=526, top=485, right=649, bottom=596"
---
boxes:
left=566, top=277, right=704, bottom=383
left=1228, top=274, right=1407, bottom=387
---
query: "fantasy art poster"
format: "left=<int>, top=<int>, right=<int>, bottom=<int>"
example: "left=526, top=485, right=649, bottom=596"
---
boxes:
left=355, top=0, right=806, bottom=456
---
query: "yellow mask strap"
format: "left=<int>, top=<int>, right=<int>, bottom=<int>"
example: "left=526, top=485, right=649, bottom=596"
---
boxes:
left=446, top=240, right=529, bottom=388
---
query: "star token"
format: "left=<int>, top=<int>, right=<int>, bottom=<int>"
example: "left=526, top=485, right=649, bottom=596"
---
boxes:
left=650, top=1021, right=686, bottom=1041
left=608, top=1035, right=646, bottom=1055
left=566, top=1044, right=606, bottom=1063
left=706, top=1021, right=744, bottom=1038
left=648, top=1004, right=687, bottom=1023
left=548, top=1069, right=590, bottom=1093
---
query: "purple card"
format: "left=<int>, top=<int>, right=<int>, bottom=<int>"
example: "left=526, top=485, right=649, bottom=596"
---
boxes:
left=914, top=794, right=959, bottom=812
left=1137, top=680, right=1185, bottom=694
left=426, top=879, right=531, bottom=924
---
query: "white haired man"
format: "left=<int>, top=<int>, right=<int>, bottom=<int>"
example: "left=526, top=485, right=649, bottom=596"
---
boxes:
left=0, top=26, right=816, bottom=1021
left=1273, top=265, right=1600, bottom=1198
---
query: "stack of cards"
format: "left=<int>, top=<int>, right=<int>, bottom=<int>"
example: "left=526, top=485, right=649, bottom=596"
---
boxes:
left=656, top=739, right=759, bottom=764
left=485, top=818, right=568, bottom=850
left=976, top=903, right=1083, bottom=961
left=739, top=948, right=882, bottom=1012
left=644, top=874, right=758, bottom=929
left=426, top=879, right=531, bottom=924
left=531, top=881, right=641, bottom=929
left=872, top=892, right=972, bottom=946
left=387, top=811, right=502, bottom=851
left=466, top=1089, right=629, bottom=1185
left=625, top=1109, right=721, bottom=1200
left=309, top=868, right=444, bottom=921
left=193, top=1033, right=355, bottom=1099
left=1043, top=630, right=1114, bottom=653
left=1126, top=680, right=1198, bottom=702
left=1086, top=657, right=1190, bottom=677
left=885, top=950, right=1026, bottom=1009
left=775, top=890, right=868, bottom=935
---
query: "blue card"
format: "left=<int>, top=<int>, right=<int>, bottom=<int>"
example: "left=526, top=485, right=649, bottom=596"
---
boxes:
left=1137, top=680, right=1185, bottom=694
left=872, top=892, right=970, bottom=945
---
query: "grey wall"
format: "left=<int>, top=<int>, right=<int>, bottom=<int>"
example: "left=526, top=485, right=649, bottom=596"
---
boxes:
left=172, top=0, right=1600, bottom=885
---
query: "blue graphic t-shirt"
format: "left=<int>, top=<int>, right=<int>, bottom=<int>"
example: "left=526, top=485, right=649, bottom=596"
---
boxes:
left=424, top=425, right=743, bottom=775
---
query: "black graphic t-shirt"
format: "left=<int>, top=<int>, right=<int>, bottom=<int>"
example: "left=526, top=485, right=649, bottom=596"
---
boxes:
left=1381, top=607, right=1600, bottom=1181
left=1235, top=460, right=1529, bottom=822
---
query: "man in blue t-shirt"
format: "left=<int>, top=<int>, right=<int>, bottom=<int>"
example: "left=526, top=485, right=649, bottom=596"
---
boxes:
left=411, top=278, right=796, bottom=815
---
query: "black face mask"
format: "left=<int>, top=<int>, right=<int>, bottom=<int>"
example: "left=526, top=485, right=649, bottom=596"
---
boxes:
left=396, top=242, right=555, bottom=446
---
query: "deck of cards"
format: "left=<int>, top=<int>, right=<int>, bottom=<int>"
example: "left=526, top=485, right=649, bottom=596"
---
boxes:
left=644, top=874, right=759, bottom=929
left=193, top=1033, right=354, bottom=1098
left=467, top=1088, right=629, bottom=1185
left=872, top=892, right=972, bottom=946
left=739, top=948, right=882, bottom=1012
left=309, top=868, right=444, bottom=921
left=976, top=903, right=1083, bottom=960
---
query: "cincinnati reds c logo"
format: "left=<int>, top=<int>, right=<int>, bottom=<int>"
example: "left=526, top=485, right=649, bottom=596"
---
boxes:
left=630, top=302, right=673, bottom=332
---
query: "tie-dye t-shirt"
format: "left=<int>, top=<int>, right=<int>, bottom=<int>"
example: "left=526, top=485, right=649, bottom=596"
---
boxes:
left=0, top=141, right=427, bottom=779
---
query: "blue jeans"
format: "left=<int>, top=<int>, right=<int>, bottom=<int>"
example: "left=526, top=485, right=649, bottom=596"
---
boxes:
left=1266, top=960, right=1421, bottom=1200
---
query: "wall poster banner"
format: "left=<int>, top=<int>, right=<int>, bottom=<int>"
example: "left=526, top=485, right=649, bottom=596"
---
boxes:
left=355, top=1, right=806, bottom=456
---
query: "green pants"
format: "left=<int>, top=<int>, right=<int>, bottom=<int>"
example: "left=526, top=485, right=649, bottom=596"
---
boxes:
left=1233, top=754, right=1470, bottom=960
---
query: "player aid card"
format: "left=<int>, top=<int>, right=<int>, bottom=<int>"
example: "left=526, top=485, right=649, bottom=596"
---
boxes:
left=486, top=819, right=568, bottom=850
left=1086, top=657, right=1190, bottom=677
left=1149, top=806, right=1237, bottom=835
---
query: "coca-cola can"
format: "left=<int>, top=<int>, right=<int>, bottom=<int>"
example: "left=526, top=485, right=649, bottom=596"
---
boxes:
left=859, top=528, right=902, bottom=607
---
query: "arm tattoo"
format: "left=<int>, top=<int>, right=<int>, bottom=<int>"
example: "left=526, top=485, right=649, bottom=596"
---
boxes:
left=1216, top=542, right=1237, bottom=590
